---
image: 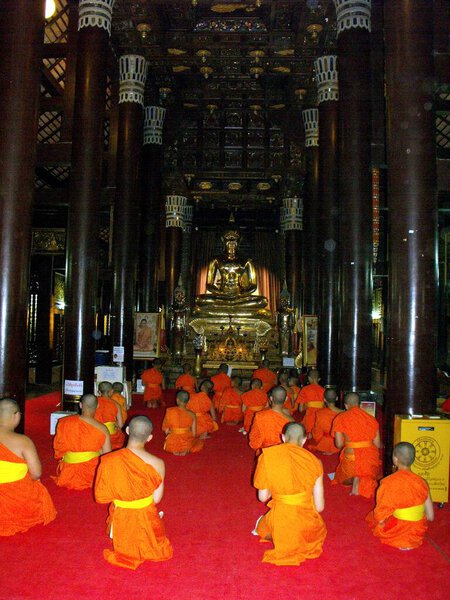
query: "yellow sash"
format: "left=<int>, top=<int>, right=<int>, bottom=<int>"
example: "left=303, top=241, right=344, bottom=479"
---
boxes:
left=306, top=402, right=323, bottom=409
left=224, top=404, right=241, bottom=409
left=272, top=491, right=310, bottom=506
left=346, top=440, right=372, bottom=449
left=105, top=421, right=117, bottom=434
left=393, top=504, right=425, bottom=522
left=170, top=427, right=190, bottom=434
left=146, top=383, right=160, bottom=388
left=248, top=405, right=264, bottom=412
left=63, top=451, right=100, bottom=464
left=195, top=412, right=203, bottom=417
left=114, top=495, right=154, bottom=509
left=0, top=460, right=28, bottom=483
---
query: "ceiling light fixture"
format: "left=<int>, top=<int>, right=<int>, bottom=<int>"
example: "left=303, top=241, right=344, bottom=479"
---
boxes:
left=200, top=65, right=213, bottom=79
left=197, top=49, right=212, bottom=63
left=45, top=0, right=56, bottom=19
left=136, top=22, right=151, bottom=40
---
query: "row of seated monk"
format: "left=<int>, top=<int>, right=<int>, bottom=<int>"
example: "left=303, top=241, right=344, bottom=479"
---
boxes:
left=0, top=362, right=438, bottom=570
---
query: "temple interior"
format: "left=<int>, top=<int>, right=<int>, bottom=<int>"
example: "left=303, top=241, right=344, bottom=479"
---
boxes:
left=1, top=0, right=450, bottom=462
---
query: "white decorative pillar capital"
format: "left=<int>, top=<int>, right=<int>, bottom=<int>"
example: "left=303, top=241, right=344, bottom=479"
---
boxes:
left=144, top=106, right=166, bottom=145
left=280, top=197, right=303, bottom=231
left=315, top=55, right=339, bottom=104
left=165, top=195, right=187, bottom=228
left=302, top=109, right=319, bottom=147
left=333, top=0, right=371, bottom=35
left=119, top=55, right=148, bottom=106
left=78, top=0, right=115, bottom=35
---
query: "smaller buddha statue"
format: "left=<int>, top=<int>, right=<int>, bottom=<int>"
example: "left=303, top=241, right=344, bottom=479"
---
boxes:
left=169, top=279, right=188, bottom=358
left=194, top=230, right=269, bottom=318
left=276, top=283, right=295, bottom=356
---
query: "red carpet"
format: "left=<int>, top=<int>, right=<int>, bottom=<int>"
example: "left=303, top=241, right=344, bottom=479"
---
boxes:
left=0, top=391, right=448, bottom=600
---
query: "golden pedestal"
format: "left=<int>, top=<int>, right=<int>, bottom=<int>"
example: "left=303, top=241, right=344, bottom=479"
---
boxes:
left=394, top=414, right=450, bottom=503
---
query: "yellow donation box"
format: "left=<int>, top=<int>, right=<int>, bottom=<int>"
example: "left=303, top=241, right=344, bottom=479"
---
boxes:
left=394, top=415, right=450, bottom=503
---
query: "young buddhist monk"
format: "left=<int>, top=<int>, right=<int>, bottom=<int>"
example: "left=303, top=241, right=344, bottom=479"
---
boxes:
left=175, top=363, right=196, bottom=395
left=249, top=386, right=294, bottom=453
left=162, top=390, right=203, bottom=455
left=186, top=379, right=218, bottom=439
left=211, top=363, right=231, bottom=411
left=366, top=442, right=434, bottom=549
left=278, top=372, right=295, bottom=414
left=240, top=378, right=268, bottom=434
left=251, top=359, right=277, bottom=393
left=220, top=376, right=243, bottom=425
left=0, top=398, right=56, bottom=536
left=96, top=381, right=125, bottom=450
left=308, top=388, right=342, bottom=454
left=331, top=392, right=381, bottom=498
left=111, top=381, right=128, bottom=423
left=296, top=369, right=325, bottom=433
left=95, top=416, right=173, bottom=569
left=53, top=394, right=111, bottom=490
left=253, top=422, right=326, bottom=566
left=288, top=375, right=301, bottom=407
left=142, top=358, right=166, bottom=408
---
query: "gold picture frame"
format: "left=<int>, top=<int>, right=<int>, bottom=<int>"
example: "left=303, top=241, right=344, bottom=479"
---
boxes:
left=302, top=315, right=318, bottom=367
left=133, top=312, right=160, bottom=359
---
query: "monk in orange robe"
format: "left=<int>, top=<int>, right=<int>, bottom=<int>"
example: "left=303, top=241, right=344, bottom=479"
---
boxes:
left=249, top=386, right=294, bottom=452
left=175, top=363, right=197, bottom=395
left=111, top=381, right=128, bottom=423
left=220, top=376, right=243, bottom=425
left=96, top=381, right=125, bottom=450
left=331, top=392, right=381, bottom=498
left=142, top=358, right=166, bottom=408
left=296, top=369, right=325, bottom=434
left=187, top=379, right=218, bottom=438
left=288, top=375, right=301, bottom=407
left=211, top=363, right=232, bottom=411
left=95, top=415, right=173, bottom=569
left=162, top=391, right=204, bottom=455
left=308, top=388, right=341, bottom=454
left=252, top=359, right=277, bottom=393
left=0, top=398, right=56, bottom=536
left=53, top=394, right=111, bottom=490
left=366, top=442, right=434, bottom=549
left=241, top=378, right=268, bottom=434
left=279, top=372, right=295, bottom=414
left=253, top=422, right=326, bottom=566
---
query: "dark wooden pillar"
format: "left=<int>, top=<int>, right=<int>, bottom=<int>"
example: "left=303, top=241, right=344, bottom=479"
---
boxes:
left=110, top=55, right=147, bottom=379
left=139, top=106, right=166, bottom=312
left=335, top=1, right=373, bottom=391
left=165, top=195, right=186, bottom=307
left=0, top=0, right=44, bottom=426
left=316, top=55, right=340, bottom=387
left=63, top=1, right=113, bottom=409
left=281, top=198, right=303, bottom=313
left=302, top=109, right=320, bottom=315
left=384, top=0, right=437, bottom=465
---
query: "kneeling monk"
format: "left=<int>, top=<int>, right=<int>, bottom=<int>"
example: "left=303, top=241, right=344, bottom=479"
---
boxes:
left=95, top=416, right=173, bottom=569
left=0, top=398, right=56, bottom=536
left=367, top=442, right=434, bottom=549
left=162, top=391, right=203, bottom=455
left=241, top=378, right=268, bottom=434
left=186, top=379, right=218, bottom=439
left=308, top=388, right=341, bottom=455
left=96, top=381, right=125, bottom=450
left=53, top=394, right=111, bottom=490
left=253, top=422, right=326, bottom=566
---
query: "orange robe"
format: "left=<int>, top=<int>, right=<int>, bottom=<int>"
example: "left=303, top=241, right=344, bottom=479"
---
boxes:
left=53, top=415, right=106, bottom=490
left=249, top=409, right=291, bottom=451
left=220, top=388, right=243, bottom=423
left=95, top=448, right=173, bottom=569
left=251, top=367, right=277, bottom=393
left=187, top=391, right=218, bottom=435
left=290, top=385, right=301, bottom=405
left=331, top=406, right=380, bottom=498
left=297, top=384, right=325, bottom=434
left=0, top=443, right=56, bottom=536
left=211, top=372, right=232, bottom=410
left=111, top=392, right=127, bottom=422
left=142, top=367, right=164, bottom=405
left=241, top=389, right=268, bottom=432
left=175, top=373, right=196, bottom=394
left=366, top=470, right=429, bottom=549
left=254, top=443, right=327, bottom=566
left=162, top=407, right=204, bottom=454
left=308, top=407, right=340, bottom=454
left=281, top=385, right=295, bottom=414
left=95, top=396, right=125, bottom=450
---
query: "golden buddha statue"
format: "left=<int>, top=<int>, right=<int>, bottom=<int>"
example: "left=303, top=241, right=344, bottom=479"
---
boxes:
left=194, top=230, right=269, bottom=318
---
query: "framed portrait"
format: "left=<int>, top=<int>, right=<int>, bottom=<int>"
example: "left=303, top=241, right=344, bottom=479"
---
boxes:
left=133, top=312, right=160, bottom=359
left=302, top=315, right=318, bottom=367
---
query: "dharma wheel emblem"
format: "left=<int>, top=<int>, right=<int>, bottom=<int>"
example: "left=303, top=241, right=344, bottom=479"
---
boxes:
left=413, top=436, right=441, bottom=469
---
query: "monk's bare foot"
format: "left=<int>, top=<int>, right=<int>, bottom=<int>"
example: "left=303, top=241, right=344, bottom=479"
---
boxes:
left=350, top=477, right=360, bottom=495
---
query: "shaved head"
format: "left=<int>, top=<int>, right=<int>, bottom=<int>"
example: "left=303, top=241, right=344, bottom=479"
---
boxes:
left=98, top=381, right=112, bottom=396
left=80, top=394, right=98, bottom=410
left=0, top=398, right=20, bottom=416
left=394, top=442, right=415, bottom=467
left=128, top=416, right=153, bottom=442
left=219, top=363, right=228, bottom=373
left=279, top=372, right=289, bottom=384
left=270, top=386, right=287, bottom=405
left=308, top=369, right=319, bottom=382
left=251, top=378, right=262, bottom=389
left=200, top=379, right=213, bottom=393
left=112, top=382, right=124, bottom=392
left=283, top=422, right=306, bottom=444
left=324, top=388, right=337, bottom=403
left=344, top=392, right=360, bottom=407
left=176, top=390, right=189, bottom=404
